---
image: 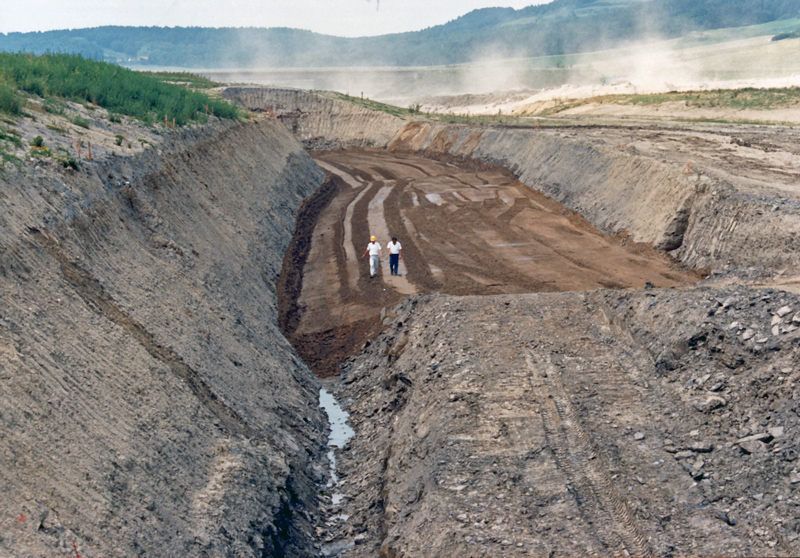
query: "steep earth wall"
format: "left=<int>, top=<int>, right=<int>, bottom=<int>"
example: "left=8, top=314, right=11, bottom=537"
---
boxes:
left=234, top=87, right=800, bottom=280
left=223, top=88, right=401, bottom=150
left=0, top=118, right=327, bottom=556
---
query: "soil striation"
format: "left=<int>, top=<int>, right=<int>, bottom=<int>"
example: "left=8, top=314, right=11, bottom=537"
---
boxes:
left=1, top=112, right=328, bottom=557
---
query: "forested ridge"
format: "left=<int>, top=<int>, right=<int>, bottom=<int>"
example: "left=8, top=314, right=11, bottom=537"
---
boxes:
left=1, top=0, right=799, bottom=68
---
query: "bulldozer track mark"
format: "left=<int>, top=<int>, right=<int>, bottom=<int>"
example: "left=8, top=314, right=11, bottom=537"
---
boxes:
left=293, top=149, right=697, bottom=375
left=527, top=353, right=653, bottom=557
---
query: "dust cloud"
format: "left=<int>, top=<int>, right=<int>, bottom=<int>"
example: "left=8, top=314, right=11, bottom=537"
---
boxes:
left=200, top=22, right=800, bottom=114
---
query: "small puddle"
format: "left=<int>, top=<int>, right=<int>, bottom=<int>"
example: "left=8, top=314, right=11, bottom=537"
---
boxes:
left=319, top=387, right=355, bottom=557
left=319, top=387, right=354, bottom=505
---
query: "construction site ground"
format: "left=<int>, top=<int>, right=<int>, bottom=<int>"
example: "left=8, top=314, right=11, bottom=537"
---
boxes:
left=272, top=119, right=800, bottom=557
left=281, top=148, right=700, bottom=378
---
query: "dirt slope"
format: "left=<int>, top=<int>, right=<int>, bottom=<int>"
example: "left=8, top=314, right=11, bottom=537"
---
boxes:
left=0, top=116, right=327, bottom=557
left=336, top=287, right=800, bottom=557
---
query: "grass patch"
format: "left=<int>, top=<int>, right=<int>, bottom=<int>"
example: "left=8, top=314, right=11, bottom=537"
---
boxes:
left=0, top=127, right=22, bottom=146
left=30, top=146, right=52, bottom=158
left=0, top=145, right=22, bottom=168
left=71, top=115, right=90, bottom=128
left=331, top=92, right=421, bottom=119
left=619, top=87, right=800, bottom=110
left=0, top=52, right=242, bottom=125
left=146, top=71, right=222, bottom=90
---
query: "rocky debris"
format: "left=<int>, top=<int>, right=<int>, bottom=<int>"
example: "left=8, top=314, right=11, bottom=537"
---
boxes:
left=327, top=286, right=800, bottom=557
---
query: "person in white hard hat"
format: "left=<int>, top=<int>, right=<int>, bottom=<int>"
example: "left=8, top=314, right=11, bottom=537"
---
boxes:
left=361, top=235, right=382, bottom=278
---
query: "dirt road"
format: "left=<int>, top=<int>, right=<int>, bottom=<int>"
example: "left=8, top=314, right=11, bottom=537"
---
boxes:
left=280, top=148, right=699, bottom=376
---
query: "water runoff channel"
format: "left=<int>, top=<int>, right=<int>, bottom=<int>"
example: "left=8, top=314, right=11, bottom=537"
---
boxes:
left=319, top=380, right=355, bottom=555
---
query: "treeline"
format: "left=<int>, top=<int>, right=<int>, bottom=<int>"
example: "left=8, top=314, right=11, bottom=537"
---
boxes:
left=1, top=0, right=799, bottom=68
left=0, top=53, right=241, bottom=124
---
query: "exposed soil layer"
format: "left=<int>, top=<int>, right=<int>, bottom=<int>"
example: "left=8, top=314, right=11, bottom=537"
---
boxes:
left=282, top=148, right=700, bottom=377
left=249, top=86, right=800, bottom=557
left=0, top=114, right=328, bottom=558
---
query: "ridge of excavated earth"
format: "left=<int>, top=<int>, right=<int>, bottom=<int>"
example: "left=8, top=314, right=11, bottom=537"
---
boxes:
left=227, top=87, right=800, bottom=557
left=1, top=109, right=328, bottom=557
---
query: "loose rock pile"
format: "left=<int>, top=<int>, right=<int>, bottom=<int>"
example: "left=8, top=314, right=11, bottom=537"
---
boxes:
left=326, top=286, right=799, bottom=556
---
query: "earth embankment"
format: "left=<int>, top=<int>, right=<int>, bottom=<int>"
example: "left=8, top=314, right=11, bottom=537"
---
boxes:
left=338, top=287, right=800, bottom=557
left=1, top=117, right=327, bottom=556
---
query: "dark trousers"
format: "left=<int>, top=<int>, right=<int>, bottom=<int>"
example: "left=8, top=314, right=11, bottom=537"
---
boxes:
left=389, top=254, right=399, bottom=275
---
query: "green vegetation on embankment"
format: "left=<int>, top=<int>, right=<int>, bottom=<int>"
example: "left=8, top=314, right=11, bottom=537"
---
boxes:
left=0, top=53, right=241, bottom=125
left=622, top=88, right=800, bottom=110
left=526, top=87, right=800, bottom=118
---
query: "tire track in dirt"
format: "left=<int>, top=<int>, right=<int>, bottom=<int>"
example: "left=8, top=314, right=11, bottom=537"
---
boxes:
left=527, top=352, right=653, bottom=557
left=283, top=149, right=700, bottom=376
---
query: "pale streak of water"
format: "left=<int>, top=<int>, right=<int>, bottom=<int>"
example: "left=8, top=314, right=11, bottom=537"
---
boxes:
left=319, top=388, right=354, bottom=506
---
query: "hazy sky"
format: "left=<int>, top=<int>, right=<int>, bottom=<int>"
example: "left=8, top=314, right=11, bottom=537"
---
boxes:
left=1, top=1, right=551, bottom=37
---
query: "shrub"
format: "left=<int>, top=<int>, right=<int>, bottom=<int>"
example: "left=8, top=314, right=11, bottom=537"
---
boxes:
left=0, top=53, right=242, bottom=125
left=30, top=135, right=44, bottom=147
left=0, top=83, right=21, bottom=115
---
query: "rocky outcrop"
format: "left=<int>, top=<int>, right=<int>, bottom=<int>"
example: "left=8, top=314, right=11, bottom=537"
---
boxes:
left=0, top=118, right=327, bottom=556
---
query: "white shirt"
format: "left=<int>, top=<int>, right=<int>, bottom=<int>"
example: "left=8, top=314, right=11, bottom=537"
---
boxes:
left=367, top=242, right=381, bottom=256
left=387, top=241, right=402, bottom=254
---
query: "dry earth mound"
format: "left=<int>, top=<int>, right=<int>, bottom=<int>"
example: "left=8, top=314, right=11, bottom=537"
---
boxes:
left=338, top=287, right=800, bottom=557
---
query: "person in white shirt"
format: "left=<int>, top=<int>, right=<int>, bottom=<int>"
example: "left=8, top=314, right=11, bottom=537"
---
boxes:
left=361, top=235, right=382, bottom=278
left=387, top=237, right=402, bottom=276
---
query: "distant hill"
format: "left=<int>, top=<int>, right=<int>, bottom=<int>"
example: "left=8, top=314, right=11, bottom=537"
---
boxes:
left=2, top=0, right=799, bottom=68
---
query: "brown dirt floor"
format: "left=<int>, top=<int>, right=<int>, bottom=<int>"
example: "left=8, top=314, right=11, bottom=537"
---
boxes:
left=279, top=148, right=702, bottom=377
